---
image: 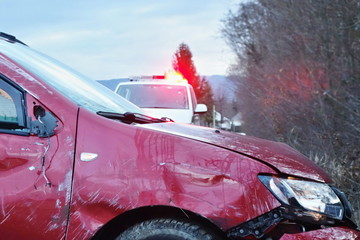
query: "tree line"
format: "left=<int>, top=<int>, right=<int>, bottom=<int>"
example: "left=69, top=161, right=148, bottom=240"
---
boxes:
left=222, top=0, right=360, bottom=225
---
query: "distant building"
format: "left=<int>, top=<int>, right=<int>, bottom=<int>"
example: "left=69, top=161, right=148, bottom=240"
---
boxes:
left=231, top=112, right=243, bottom=132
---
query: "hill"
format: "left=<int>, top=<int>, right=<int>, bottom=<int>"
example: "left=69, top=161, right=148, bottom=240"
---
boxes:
left=97, top=78, right=128, bottom=91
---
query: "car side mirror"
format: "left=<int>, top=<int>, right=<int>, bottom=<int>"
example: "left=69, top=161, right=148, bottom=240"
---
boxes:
left=195, top=104, right=207, bottom=113
left=30, top=106, right=58, bottom=137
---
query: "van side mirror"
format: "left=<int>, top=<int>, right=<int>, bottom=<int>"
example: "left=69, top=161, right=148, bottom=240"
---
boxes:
left=195, top=104, right=207, bottom=113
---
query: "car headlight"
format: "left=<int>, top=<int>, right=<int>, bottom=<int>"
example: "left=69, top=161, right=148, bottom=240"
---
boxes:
left=259, top=175, right=344, bottom=220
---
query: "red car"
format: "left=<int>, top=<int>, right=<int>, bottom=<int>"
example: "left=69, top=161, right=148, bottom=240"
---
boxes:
left=0, top=32, right=359, bottom=240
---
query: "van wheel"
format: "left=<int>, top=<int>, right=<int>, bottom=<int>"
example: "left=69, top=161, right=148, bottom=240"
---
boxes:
left=115, top=218, right=224, bottom=240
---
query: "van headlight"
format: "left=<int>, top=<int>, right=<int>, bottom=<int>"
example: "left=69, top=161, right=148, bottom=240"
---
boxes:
left=259, top=175, right=344, bottom=220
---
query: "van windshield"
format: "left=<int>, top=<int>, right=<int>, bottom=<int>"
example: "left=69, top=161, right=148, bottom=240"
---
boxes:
left=0, top=41, right=143, bottom=115
left=117, top=84, right=189, bottom=109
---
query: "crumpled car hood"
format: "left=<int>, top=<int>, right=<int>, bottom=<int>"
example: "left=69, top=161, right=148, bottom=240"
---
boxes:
left=139, top=123, right=332, bottom=183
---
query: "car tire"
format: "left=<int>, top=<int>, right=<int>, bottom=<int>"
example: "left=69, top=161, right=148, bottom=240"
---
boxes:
left=115, top=218, right=224, bottom=240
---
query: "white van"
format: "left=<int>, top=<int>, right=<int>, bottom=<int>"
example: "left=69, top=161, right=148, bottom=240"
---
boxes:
left=114, top=78, right=207, bottom=124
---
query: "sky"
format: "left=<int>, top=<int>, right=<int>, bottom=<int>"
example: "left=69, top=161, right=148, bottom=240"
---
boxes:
left=1, top=0, right=240, bottom=80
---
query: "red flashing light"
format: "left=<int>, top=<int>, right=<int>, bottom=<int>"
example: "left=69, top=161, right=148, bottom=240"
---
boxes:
left=129, top=71, right=187, bottom=83
left=151, top=75, right=165, bottom=79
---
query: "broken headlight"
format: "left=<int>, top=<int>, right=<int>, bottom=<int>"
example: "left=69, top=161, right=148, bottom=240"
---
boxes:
left=259, top=175, right=344, bottom=220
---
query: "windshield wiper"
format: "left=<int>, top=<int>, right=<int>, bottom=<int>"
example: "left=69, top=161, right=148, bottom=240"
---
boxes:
left=97, top=111, right=173, bottom=124
left=142, top=106, right=184, bottom=109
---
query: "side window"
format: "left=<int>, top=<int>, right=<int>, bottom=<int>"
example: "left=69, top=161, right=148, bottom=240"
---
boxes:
left=0, top=77, right=27, bottom=133
left=0, top=89, right=17, bottom=123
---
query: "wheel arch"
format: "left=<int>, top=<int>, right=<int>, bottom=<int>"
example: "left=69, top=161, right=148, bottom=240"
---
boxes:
left=91, top=205, right=227, bottom=240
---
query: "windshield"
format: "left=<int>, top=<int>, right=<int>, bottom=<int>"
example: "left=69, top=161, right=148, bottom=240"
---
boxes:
left=117, top=84, right=189, bottom=109
left=0, top=41, right=143, bottom=114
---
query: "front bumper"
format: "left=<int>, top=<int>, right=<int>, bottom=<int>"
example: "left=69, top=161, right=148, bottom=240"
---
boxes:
left=226, top=207, right=359, bottom=239
left=279, top=227, right=360, bottom=240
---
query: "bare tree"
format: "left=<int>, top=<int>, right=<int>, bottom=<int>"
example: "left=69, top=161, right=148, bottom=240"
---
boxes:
left=223, top=0, right=360, bottom=225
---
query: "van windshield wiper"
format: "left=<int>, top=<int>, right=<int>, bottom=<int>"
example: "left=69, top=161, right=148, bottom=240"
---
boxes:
left=97, top=111, right=172, bottom=124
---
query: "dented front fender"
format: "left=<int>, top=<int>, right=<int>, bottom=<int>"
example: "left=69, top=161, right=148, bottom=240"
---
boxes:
left=66, top=108, right=281, bottom=239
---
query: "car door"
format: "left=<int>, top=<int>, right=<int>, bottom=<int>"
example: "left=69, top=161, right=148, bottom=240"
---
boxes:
left=0, top=74, right=73, bottom=239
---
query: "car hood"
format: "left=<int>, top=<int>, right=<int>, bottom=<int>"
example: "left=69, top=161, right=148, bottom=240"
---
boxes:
left=142, top=108, right=193, bottom=124
left=139, top=123, right=332, bottom=183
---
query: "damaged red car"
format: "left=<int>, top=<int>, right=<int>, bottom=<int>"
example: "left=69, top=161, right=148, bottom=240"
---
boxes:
left=0, top=32, right=359, bottom=240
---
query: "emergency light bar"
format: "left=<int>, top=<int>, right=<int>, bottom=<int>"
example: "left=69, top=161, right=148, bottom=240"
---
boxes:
left=129, top=76, right=164, bottom=81
left=129, top=71, right=188, bottom=83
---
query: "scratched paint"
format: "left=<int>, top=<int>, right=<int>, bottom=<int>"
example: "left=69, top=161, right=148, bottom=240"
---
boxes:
left=281, top=227, right=360, bottom=240
left=0, top=54, right=52, bottom=95
left=1, top=35, right=359, bottom=240
left=139, top=123, right=332, bottom=182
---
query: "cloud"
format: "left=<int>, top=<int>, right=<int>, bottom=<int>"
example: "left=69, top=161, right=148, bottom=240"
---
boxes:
left=1, top=0, right=239, bottom=79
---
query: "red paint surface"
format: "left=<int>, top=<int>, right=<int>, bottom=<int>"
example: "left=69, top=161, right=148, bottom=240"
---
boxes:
left=1, top=40, right=359, bottom=240
left=280, top=227, right=360, bottom=240
left=0, top=53, right=77, bottom=239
